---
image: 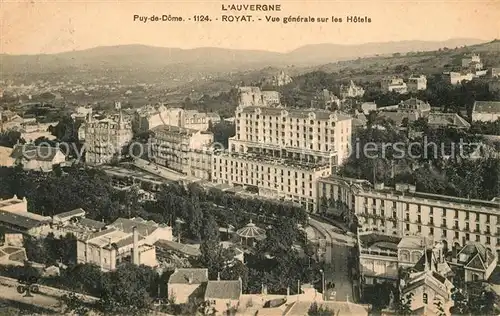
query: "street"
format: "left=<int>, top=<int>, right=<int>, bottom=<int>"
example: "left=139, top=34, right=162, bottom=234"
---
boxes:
left=308, top=218, right=356, bottom=302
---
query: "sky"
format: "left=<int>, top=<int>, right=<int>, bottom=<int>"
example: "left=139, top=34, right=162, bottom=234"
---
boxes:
left=1, top=0, right=499, bottom=55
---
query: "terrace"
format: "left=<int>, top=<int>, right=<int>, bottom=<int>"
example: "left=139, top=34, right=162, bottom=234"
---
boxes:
left=215, top=151, right=331, bottom=171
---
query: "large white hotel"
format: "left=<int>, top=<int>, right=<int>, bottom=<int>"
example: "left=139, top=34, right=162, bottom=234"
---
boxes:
left=211, top=87, right=353, bottom=211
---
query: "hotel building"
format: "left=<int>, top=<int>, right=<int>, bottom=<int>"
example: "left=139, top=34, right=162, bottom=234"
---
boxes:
left=150, top=125, right=214, bottom=179
left=238, top=86, right=281, bottom=108
left=211, top=94, right=353, bottom=211
left=80, top=109, right=133, bottom=165
left=318, top=176, right=500, bottom=257
left=340, top=80, right=365, bottom=99
left=134, top=106, right=221, bottom=133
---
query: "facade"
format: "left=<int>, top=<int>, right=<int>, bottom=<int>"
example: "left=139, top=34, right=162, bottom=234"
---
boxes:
left=400, top=268, right=454, bottom=315
left=212, top=152, right=330, bottom=211
left=238, top=86, right=281, bottom=108
left=381, top=78, right=408, bottom=94
left=340, top=80, right=365, bottom=98
left=76, top=217, right=172, bottom=271
left=10, top=144, right=66, bottom=172
left=358, top=231, right=400, bottom=285
left=461, top=54, right=483, bottom=70
left=317, top=176, right=500, bottom=257
left=150, top=125, right=214, bottom=176
left=213, top=105, right=352, bottom=211
left=80, top=113, right=133, bottom=165
left=471, top=101, right=500, bottom=122
left=231, top=106, right=352, bottom=165
left=204, top=279, right=242, bottom=315
left=167, top=268, right=209, bottom=304
left=444, top=72, right=474, bottom=85
left=407, top=75, right=427, bottom=92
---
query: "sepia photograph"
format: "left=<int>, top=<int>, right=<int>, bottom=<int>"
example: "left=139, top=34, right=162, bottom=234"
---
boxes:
left=0, top=0, right=500, bottom=315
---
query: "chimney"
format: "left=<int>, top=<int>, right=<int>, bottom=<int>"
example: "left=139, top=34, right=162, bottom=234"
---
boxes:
left=132, top=226, right=139, bottom=265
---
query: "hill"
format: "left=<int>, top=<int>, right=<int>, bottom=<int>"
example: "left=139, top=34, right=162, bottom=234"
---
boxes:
left=0, top=38, right=486, bottom=84
left=177, top=40, right=500, bottom=94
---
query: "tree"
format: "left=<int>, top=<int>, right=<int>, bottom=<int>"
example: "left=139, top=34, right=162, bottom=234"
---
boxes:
left=98, top=263, right=156, bottom=315
left=59, top=292, right=95, bottom=316
left=397, top=292, right=414, bottom=315
left=199, top=214, right=225, bottom=279
left=308, top=302, right=335, bottom=316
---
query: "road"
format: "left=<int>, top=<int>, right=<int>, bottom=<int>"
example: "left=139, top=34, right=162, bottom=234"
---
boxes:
left=0, top=283, right=61, bottom=313
left=308, top=218, right=356, bottom=302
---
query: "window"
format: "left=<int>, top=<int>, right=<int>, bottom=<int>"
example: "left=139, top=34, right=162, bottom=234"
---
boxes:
left=423, top=293, right=428, bottom=304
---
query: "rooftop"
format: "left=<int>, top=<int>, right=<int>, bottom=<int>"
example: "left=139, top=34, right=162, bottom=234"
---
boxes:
left=150, top=125, right=199, bottom=136
left=109, top=217, right=170, bottom=237
left=10, top=144, right=63, bottom=162
left=473, top=101, right=500, bottom=114
left=428, top=113, right=471, bottom=129
left=155, top=239, right=200, bottom=257
left=398, top=236, right=433, bottom=249
left=204, top=280, right=241, bottom=300
left=168, top=268, right=208, bottom=285
left=53, top=208, right=86, bottom=221
left=0, top=210, right=51, bottom=230
left=86, top=228, right=130, bottom=247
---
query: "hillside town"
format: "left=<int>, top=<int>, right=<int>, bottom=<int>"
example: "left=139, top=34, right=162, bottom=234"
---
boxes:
left=1, top=39, right=500, bottom=316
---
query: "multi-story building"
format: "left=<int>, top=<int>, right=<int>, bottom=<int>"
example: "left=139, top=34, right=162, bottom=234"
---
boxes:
left=340, top=80, right=365, bottom=98
left=212, top=104, right=352, bottom=211
left=80, top=111, right=133, bottom=165
left=407, top=75, right=427, bottom=92
left=212, top=152, right=330, bottom=211
left=134, top=106, right=221, bottom=133
left=396, top=98, right=431, bottom=117
left=230, top=106, right=352, bottom=166
left=318, top=176, right=500, bottom=257
left=237, top=87, right=281, bottom=108
left=492, top=68, right=500, bottom=78
left=76, top=217, right=172, bottom=271
left=381, top=78, right=408, bottom=94
left=150, top=125, right=214, bottom=177
left=71, top=105, right=93, bottom=123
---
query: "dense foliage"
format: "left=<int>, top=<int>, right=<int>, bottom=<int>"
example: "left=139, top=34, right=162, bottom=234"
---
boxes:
left=339, top=122, right=500, bottom=200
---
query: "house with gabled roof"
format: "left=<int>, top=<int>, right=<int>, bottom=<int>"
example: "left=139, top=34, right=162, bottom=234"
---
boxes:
left=472, top=101, right=500, bottom=122
left=167, top=268, right=209, bottom=304
left=10, top=143, right=65, bottom=172
left=449, top=242, right=497, bottom=282
left=204, top=278, right=242, bottom=315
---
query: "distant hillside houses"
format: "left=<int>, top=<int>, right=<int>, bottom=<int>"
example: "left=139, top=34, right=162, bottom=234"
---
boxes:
left=340, top=80, right=365, bottom=99
left=381, top=77, right=408, bottom=94
left=262, top=70, right=293, bottom=87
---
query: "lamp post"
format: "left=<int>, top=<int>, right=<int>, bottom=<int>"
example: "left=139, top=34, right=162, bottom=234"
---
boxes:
left=319, top=269, right=325, bottom=301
